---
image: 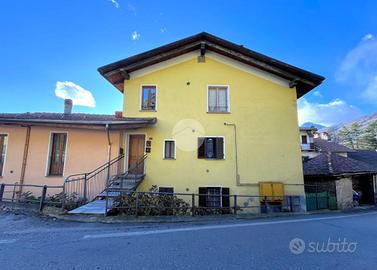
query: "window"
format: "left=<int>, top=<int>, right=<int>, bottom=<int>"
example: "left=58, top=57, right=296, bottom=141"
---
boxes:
left=208, top=86, right=229, bottom=112
left=301, top=135, right=308, bottom=144
left=198, top=137, right=224, bottom=159
left=198, top=187, right=230, bottom=209
left=141, top=85, right=157, bottom=111
left=159, top=187, right=174, bottom=194
left=163, top=140, right=176, bottom=159
left=0, top=134, right=8, bottom=176
left=48, top=133, right=67, bottom=176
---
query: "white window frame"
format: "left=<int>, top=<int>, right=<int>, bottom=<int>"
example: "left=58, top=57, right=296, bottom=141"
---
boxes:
left=198, top=136, right=226, bottom=160
left=162, top=139, right=176, bottom=160
left=206, top=85, right=230, bottom=113
left=140, top=84, right=158, bottom=111
left=0, top=133, right=9, bottom=177
left=45, top=131, right=68, bottom=177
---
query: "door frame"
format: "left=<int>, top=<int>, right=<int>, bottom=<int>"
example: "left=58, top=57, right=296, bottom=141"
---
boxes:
left=125, top=132, right=147, bottom=173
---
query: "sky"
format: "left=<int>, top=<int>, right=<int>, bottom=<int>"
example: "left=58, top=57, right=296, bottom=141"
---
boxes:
left=1, top=0, right=377, bottom=127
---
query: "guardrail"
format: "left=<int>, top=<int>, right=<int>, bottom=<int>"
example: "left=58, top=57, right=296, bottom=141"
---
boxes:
left=0, top=183, right=64, bottom=212
left=108, top=190, right=304, bottom=216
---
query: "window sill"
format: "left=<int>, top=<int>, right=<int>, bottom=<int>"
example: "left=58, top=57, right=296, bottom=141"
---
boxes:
left=163, top=158, right=176, bottom=160
left=140, top=110, right=157, bottom=112
left=46, top=175, right=64, bottom=177
left=206, top=111, right=231, bottom=114
left=198, top=158, right=225, bottom=160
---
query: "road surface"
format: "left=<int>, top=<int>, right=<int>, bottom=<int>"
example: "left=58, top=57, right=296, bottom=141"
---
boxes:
left=0, top=210, right=377, bottom=269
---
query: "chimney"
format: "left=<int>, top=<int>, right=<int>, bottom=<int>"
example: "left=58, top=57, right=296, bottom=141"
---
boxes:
left=115, top=111, right=123, bottom=118
left=64, top=99, right=73, bottom=114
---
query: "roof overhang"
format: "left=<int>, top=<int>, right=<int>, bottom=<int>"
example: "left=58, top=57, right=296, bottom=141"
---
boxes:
left=98, top=32, right=325, bottom=98
left=0, top=118, right=157, bottom=131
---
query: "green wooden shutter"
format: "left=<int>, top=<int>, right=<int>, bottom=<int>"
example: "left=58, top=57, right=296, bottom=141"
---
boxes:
left=198, top=187, right=207, bottom=207
left=221, top=187, right=230, bottom=208
left=215, top=138, right=224, bottom=159
left=198, top=138, right=205, bottom=158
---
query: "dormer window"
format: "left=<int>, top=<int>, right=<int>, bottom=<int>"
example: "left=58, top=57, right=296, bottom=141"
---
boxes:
left=207, top=86, right=229, bottom=113
left=141, top=85, right=157, bottom=111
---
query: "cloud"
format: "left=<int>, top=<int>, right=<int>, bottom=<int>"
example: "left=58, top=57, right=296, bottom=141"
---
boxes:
left=55, top=81, right=96, bottom=108
left=132, top=30, right=140, bottom=40
left=297, top=98, right=362, bottom=126
left=335, top=33, right=377, bottom=104
left=313, top=90, right=322, bottom=97
left=108, top=0, right=119, bottom=8
left=127, top=3, right=136, bottom=14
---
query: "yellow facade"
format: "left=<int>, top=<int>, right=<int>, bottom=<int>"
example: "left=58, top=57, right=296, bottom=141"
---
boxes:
left=123, top=54, right=304, bottom=197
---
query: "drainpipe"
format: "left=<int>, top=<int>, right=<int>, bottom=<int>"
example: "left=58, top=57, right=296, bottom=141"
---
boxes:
left=224, top=123, right=240, bottom=185
left=224, top=123, right=256, bottom=187
left=19, top=126, right=31, bottom=197
left=106, top=124, right=112, bottom=163
left=105, top=124, right=112, bottom=181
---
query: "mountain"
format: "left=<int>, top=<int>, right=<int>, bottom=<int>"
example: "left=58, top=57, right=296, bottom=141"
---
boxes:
left=321, top=112, right=377, bottom=134
left=300, top=122, right=326, bottom=130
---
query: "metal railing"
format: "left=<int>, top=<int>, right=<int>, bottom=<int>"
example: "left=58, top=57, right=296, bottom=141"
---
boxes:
left=105, top=154, right=147, bottom=213
left=0, top=183, right=64, bottom=211
left=107, top=191, right=304, bottom=216
left=63, top=154, right=125, bottom=205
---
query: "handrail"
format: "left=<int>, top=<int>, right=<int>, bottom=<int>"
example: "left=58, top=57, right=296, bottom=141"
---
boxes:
left=111, top=154, right=147, bottom=181
left=64, top=154, right=124, bottom=183
left=63, top=154, right=125, bottom=205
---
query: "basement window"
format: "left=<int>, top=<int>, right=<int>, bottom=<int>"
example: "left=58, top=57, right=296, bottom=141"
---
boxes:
left=198, top=187, right=230, bottom=208
left=198, top=137, right=224, bottom=159
left=0, top=134, right=8, bottom=177
left=158, top=187, right=174, bottom=194
left=141, top=85, right=157, bottom=111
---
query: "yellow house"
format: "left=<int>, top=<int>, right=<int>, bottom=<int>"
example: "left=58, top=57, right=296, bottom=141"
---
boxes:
left=0, top=32, right=324, bottom=213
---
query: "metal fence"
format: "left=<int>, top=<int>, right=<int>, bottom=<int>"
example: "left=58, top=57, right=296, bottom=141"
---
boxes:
left=107, top=190, right=304, bottom=216
left=0, top=183, right=64, bottom=211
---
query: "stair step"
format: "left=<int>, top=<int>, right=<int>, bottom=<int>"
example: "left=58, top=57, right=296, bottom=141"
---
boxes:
left=111, top=179, right=142, bottom=184
left=68, top=199, right=113, bottom=214
left=97, top=191, right=121, bottom=197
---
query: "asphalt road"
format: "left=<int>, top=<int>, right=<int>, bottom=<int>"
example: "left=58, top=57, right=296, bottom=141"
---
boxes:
left=1, top=211, right=377, bottom=270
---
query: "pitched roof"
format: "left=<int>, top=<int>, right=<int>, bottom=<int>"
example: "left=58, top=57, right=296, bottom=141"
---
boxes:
left=0, top=113, right=156, bottom=130
left=303, top=153, right=377, bottom=176
left=98, top=32, right=324, bottom=97
left=348, top=150, right=377, bottom=170
left=314, top=138, right=355, bottom=153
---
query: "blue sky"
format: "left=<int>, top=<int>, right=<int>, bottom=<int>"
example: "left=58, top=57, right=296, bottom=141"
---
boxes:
left=1, top=0, right=377, bottom=126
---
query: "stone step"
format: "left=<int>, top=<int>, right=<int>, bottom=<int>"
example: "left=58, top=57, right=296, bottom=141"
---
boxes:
left=68, top=200, right=113, bottom=215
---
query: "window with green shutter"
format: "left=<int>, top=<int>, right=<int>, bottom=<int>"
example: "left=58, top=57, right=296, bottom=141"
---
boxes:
left=197, top=137, right=224, bottom=159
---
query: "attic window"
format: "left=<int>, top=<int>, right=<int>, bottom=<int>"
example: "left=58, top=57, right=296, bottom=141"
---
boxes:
left=208, top=86, right=229, bottom=113
left=141, top=85, right=157, bottom=111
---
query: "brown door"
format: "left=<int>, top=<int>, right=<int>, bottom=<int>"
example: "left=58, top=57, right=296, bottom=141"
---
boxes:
left=128, top=135, right=145, bottom=174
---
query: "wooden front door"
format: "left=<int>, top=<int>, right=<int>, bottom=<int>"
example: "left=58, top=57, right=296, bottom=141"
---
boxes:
left=128, top=135, right=145, bottom=174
